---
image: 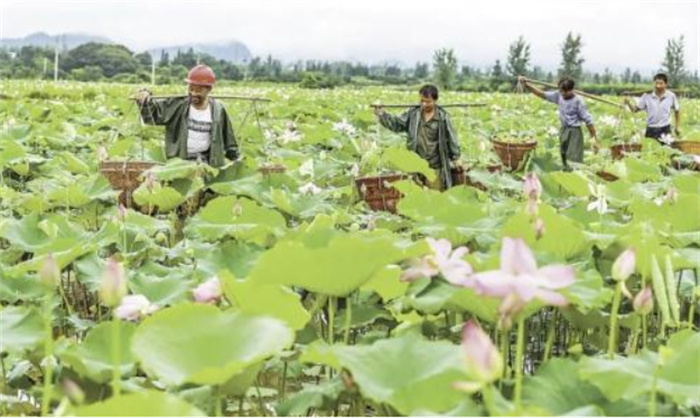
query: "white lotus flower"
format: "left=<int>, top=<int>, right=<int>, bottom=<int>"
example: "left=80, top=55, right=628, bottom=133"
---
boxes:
left=332, top=119, right=357, bottom=136
left=279, top=129, right=302, bottom=144
left=599, top=115, right=619, bottom=128
left=659, top=133, right=675, bottom=145
left=299, top=159, right=315, bottom=177
left=349, top=163, right=360, bottom=177
left=298, top=182, right=322, bottom=195
left=587, top=183, right=609, bottom=215
left=263, top=129, right=276, bottom=141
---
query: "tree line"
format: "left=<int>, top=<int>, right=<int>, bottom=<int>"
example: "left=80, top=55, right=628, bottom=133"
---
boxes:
left=1, top=32, right=696, bottom=95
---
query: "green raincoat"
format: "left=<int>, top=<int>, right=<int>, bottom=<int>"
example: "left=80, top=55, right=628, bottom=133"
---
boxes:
left=139, top=97, right=239, bottom=167
left=379, top=106, right=461, bottom=189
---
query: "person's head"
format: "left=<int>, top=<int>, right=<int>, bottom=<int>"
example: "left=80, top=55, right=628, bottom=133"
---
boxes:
left=185, top=65, right=216, bottom=107
left=419, top=84, right=439, bottom=112
left=653, top=73, right=668, bottom=92
left=558, top=78, right=576, bottom=99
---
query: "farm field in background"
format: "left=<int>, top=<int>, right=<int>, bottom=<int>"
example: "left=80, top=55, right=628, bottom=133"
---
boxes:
left=1, top=80, right=699, bottom=416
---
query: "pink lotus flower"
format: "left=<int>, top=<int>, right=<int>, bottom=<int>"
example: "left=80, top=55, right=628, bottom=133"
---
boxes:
left=144, top=171, right=156, bottom=192
left=99, top=257, right=127, bottom=308
left=117, top=203, right=128, bottom=220
left=401, top=238, right=473, bottom=284
left=456, top=237, right=575, bottom=319
left=523, top=172, right=542, bottom=201
left=453, top=321, right=503, bottom=393
left=114, top=294, right=158, bottom=321
left=39, top=254, right=61, bottom=288
left=612, top=248, right=635, bottom=282
left=193, top=277, right=223, bottom=304
left=633, top=286, right=654, bottom=315
left=461, top=321, right=503, bottom=382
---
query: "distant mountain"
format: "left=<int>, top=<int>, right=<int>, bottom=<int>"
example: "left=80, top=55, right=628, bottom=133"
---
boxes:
left=147, top=41, right=252, bottom=64
left=0, top=31, right=113, bottom=50
left=1, top=32, right=253, bottom=64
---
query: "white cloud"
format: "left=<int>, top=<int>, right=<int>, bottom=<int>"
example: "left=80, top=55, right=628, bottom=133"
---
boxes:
left=1, top=0, right=698, bottom=73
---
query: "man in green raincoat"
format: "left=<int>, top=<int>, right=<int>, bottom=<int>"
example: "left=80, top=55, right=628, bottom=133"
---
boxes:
left=374, top=84, right=462, bottom=190
left=134, top=64, right=239, bottom=167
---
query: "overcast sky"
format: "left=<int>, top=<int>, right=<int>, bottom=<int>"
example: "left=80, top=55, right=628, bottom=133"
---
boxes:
left=1, top=0, right=698, bottom=73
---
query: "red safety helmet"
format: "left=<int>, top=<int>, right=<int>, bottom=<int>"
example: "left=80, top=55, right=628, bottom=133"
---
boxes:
left=185, top=65, right=216, bottom=87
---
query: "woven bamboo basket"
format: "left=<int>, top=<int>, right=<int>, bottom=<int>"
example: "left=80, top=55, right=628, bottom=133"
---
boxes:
left=610, top=143, right=642, bottom=160
left=492, top=140, right=537, bottom=171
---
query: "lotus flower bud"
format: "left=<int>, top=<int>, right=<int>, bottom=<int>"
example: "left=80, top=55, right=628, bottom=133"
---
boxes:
left=612, top=248, right=636, bottom=282
left=39, top=254, right=61, bottom=288
left=99, top=257, right=127, bottom=308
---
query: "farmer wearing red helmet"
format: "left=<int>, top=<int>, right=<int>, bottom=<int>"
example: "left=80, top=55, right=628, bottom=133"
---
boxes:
left=135, top=65, right=239, bottom=166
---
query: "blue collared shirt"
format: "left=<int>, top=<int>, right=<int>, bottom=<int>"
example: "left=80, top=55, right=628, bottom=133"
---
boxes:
left=544, top=91, right=594, bottom=128
left=636, top=90, right=680, bottom=128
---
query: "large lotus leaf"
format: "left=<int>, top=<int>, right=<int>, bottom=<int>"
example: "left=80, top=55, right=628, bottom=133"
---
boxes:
left=276, top=379, right=345, bottom=417
left=131, top=303, right=294, bottom=386
left=128, top=268, right=193, bottom=307
left=132, top=183, right=186, bottom=212
left=248, top=230, right=424, bottom=297
left=268, top=188, right=336, bottom=219
left=579, top=331, right=700, bottom=403
left=59, top=320, right=137, bottom=383
left=74, top=390, right=205, bottom=416
left=543, top=171, right=590, bottom=197
left=332, top=332, right=468, bottom=415
left=185, top=196, right=287, bottom=244
left=672, top=173, right=700, bottom=194
left=0, top=306, right=44, bottom=354
left=630, top=193, right=700, bottom=233
left=361, top=265, right=409, bottom=302
left=523, top=358, right=648, bottom=416
left=220, top=271, right=310, bottom=331
left=146, top=158, right=216, bottom=182
left=58, top=151, right=90, bottom=174
left=406, top=279, right=538, bottom=324
left=561, top=268, right=613, bottom=313
left=0, top=138, right=29, bottom=175
left=500, top=203, right=587, bottom=260
left=194, top=240, right=264, bottom=279
left=382, top=147, right=436, bottom=181
left=395, top=181, right=488, bottom=227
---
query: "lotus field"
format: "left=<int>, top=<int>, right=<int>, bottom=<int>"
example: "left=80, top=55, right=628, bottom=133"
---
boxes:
left=1, top=80, right=700, bottom=417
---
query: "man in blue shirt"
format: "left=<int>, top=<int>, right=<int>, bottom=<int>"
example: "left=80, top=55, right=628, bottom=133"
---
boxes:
left=520, top=76, right=599, bottom=170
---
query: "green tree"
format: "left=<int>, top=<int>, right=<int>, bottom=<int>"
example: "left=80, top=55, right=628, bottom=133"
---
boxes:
left=432, top=48, right=458, bottom=90
left=506, top=36, right=531, bottom=79
left=414, top=62, right=429, bottom=79
left=661, top=35, right=686, bottom=86
left=558, top=32, right=585, bottom=80
left=62, top=43, right=139, bottom=78
left=490, top=59, right=505, bottom=89
left=134, top=52, right=152, bottom=67
left=70, top=65, right=104, bottom=82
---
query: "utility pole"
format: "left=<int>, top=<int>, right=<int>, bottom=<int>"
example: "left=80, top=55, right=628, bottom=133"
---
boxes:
left=53, top=42, right=59, bottom=82
left=151, top=58, right=156, bottom=85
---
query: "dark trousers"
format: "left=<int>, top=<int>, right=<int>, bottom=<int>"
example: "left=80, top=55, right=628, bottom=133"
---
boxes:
left=560, top=126, right=584, bottom=169
left=644, top=125, right=671, bottom=144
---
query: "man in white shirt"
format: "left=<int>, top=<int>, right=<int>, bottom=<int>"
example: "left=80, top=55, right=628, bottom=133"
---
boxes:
left=135, top=65, right=239, bottom=166
left=624, top=73, right=681, bottom=143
